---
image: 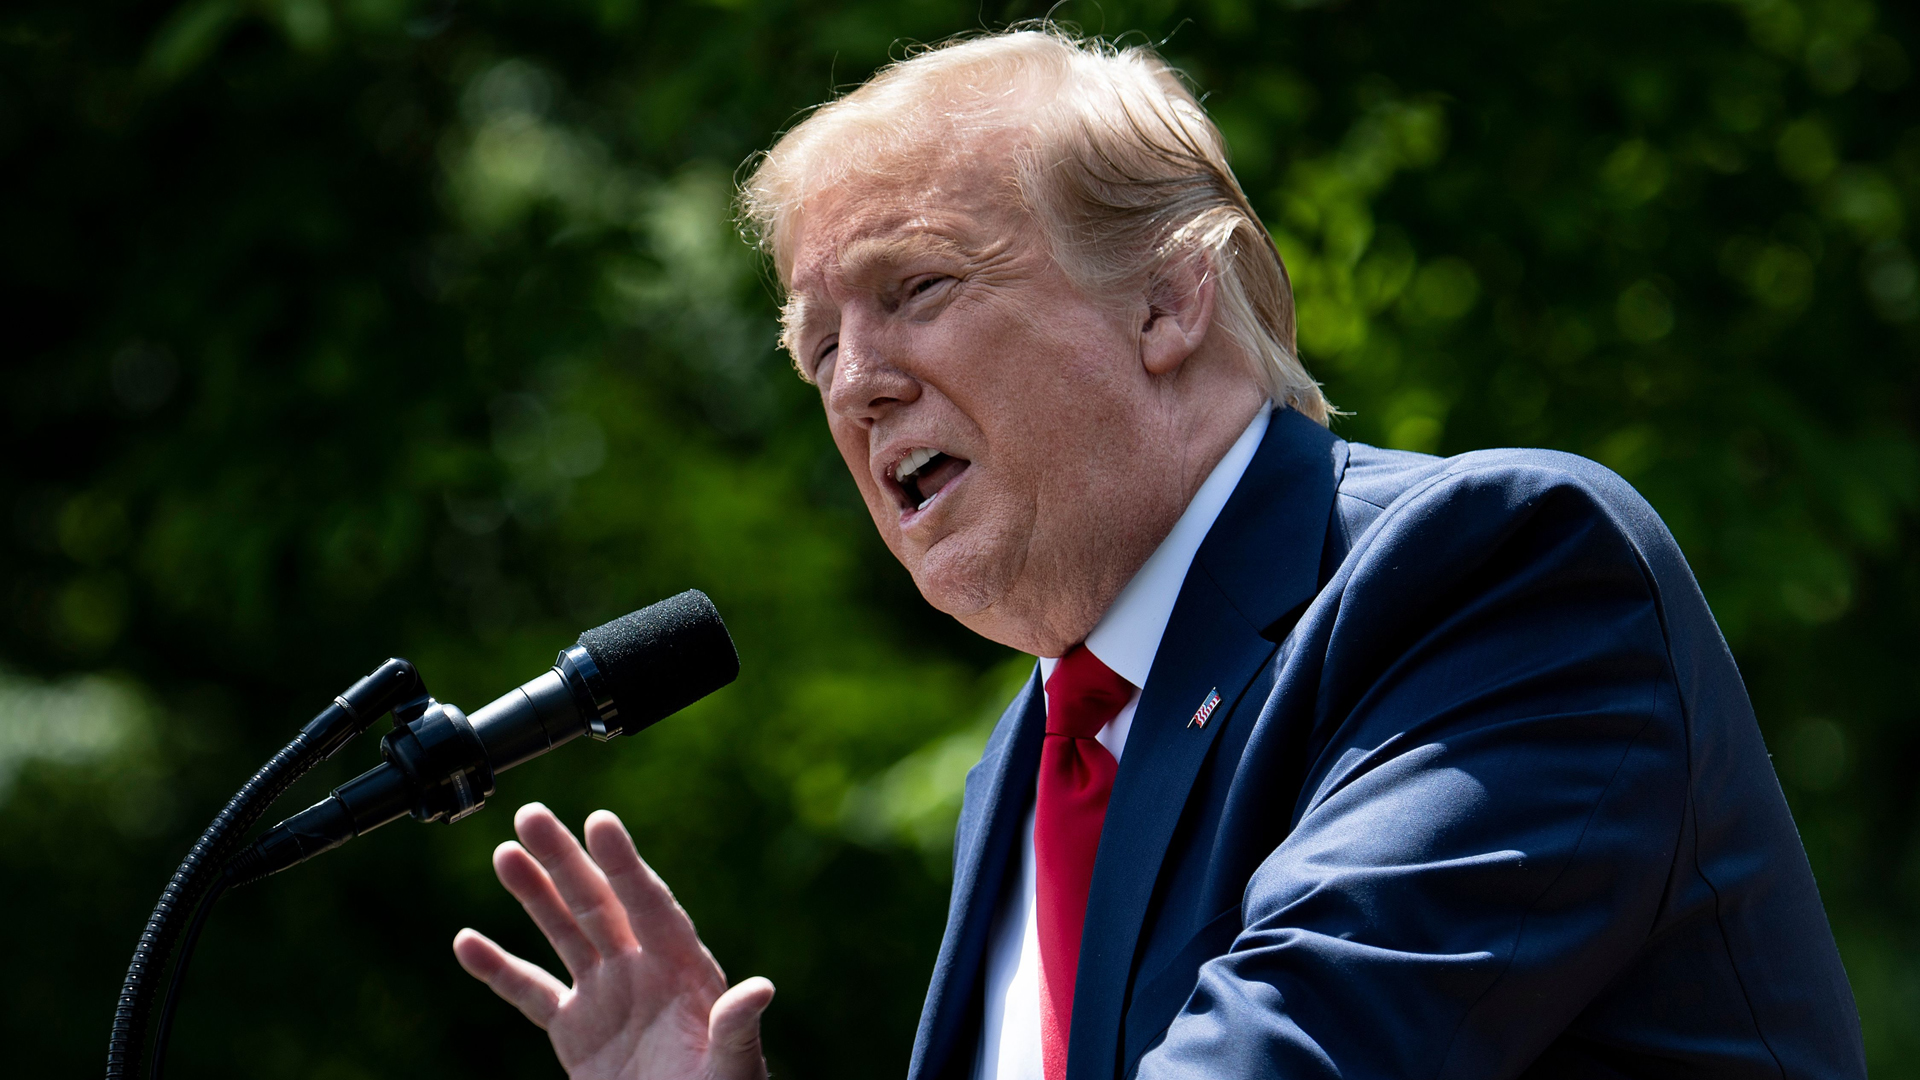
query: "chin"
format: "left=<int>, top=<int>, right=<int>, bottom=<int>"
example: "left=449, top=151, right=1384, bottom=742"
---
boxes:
left=908, top=537, right=1076, bottom=654
left=907, top=537, right=1012, bottom=622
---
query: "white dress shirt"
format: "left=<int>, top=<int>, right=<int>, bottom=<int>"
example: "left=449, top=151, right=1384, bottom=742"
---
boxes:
left=972, top=403, right=1272, bottom=1080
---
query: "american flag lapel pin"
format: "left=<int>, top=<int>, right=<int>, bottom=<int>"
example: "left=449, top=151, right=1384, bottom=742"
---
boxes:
left=1188, top=688, right=1222, bottom=729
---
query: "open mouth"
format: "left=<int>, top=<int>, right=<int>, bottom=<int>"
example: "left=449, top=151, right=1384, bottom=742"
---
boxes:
left=890, top=446, right=972, bottom=513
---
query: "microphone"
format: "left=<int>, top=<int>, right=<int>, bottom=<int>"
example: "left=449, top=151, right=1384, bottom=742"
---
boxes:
left=229, top=590, right=739, bottom=884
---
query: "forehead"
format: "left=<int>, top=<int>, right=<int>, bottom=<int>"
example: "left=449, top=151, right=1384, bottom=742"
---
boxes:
left=784, top=132, right=1028, bottom=295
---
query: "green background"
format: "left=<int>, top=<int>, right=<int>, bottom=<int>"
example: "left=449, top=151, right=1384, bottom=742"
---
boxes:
left=3, top=0, right=1915, bottom=1074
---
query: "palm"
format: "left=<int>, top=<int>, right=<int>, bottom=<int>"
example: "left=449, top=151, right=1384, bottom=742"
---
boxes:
left=548, top=939, right=724, bottom=1078
left=453, top=804, right=773, bottom=1080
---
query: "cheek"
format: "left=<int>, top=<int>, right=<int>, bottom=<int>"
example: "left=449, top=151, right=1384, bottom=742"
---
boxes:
left=919, top=318, right=1042, bottom=425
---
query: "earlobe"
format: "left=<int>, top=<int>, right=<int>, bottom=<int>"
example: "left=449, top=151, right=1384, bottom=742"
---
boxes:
left=1139, top=251, right=1217, bottom=377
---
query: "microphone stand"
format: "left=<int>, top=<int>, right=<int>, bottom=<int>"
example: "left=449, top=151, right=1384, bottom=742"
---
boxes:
left=105, top=658, right=428, bottom=1080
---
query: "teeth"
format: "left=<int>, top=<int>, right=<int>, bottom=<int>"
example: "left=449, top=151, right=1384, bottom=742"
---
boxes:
left=917, top=494, right=934, bottom=511
left=893, top=447, right=938, bottom=484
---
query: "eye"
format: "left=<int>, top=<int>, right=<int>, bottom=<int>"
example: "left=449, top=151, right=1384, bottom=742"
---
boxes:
left=812, top=336, right=838, bottom=376
left=907, top=275, right=950, bottom=299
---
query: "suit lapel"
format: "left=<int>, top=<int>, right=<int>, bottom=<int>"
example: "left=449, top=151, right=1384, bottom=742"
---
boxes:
left=908, top=666, right=1046, bottom=1080
left=1066, top=408, right=1343, bottom=1079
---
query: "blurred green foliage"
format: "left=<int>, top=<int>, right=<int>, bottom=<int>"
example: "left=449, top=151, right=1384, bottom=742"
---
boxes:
left=2, top=0, right=1915, bottom=1075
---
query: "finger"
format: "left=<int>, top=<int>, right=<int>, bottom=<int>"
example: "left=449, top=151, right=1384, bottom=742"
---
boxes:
left=515, top=803, right=639, bottom=958
left=494, top=840, right=600, bottom=977
left=707, top=976, right=775, bottom=1080
left=453, top=927, right=568, bottom=1030
left=583, top=809, right=711, bottom=969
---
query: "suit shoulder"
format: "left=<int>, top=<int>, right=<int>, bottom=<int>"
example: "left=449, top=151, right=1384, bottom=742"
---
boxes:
left=1336, top=441, right=1445, bottom=511
left=1329, top=443, right=1681, bottom=597
left=1430, top=447, right=1669, bottom=548
left=1341, top=443, right=1660, bottom=539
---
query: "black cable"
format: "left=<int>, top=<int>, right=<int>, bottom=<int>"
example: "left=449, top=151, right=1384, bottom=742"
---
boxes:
left=106, top=733, right=320, bottom=1080
left=148, top=864, right=233, bottom=1080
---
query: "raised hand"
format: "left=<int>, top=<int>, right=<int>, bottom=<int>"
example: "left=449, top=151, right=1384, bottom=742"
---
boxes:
left=453, top=803, right=774, bottom=1080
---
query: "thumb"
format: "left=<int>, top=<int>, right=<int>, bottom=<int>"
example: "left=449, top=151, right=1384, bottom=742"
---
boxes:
left=707, top=976, right=776, bottom=1079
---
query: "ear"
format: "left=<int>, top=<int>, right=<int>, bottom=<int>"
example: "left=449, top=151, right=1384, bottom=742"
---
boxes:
left=1139, top=250, right=1218, bottom=377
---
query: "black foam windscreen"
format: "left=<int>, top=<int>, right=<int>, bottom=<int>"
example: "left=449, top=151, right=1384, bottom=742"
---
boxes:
left=576, top=590, right=740, bottom=734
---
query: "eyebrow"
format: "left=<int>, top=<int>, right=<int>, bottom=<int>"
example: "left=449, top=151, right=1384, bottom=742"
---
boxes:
left=834, top=231, right=974, bottom=281
left=779, top=294, right=816, bottom=374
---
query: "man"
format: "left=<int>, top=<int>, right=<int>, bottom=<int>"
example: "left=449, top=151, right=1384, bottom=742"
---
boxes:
left=451, top=29, right=1866, bottom=1080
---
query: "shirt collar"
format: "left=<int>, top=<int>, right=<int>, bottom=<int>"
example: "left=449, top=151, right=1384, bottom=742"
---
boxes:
left=1038, top=402, right=1272, bottom=689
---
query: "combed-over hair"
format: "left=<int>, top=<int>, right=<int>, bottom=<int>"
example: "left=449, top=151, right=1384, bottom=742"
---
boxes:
left=738, top=27, right=1330, bottom=425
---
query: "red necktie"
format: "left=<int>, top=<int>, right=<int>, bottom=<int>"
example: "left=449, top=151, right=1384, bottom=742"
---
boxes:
left=1035, top=645, right=1134, bottom=1080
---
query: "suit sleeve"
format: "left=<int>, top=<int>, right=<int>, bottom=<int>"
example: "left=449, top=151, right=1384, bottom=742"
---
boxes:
left=1138, top=462, right=1692, bottom=1079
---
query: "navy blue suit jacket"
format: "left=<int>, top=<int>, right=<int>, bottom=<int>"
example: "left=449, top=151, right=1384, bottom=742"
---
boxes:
left=907, top=408, right=1864, bottom=1080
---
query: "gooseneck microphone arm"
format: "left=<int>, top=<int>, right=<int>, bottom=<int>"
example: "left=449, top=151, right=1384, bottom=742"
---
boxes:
left=106, top=591, right=740, bottom=1080
left=227, top=641, right=624, bottom=885
left=105, top=658, right=426, bottom=1080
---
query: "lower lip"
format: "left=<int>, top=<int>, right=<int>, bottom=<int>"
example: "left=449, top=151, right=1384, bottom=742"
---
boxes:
left=900, top=465, right=968, bottom=527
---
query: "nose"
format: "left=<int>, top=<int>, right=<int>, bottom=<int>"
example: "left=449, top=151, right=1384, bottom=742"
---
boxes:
left=825, top=312, right=919, bottom=424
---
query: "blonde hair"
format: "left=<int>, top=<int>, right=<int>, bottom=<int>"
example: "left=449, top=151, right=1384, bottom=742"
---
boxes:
left=738, top=27, right=1330, bottom=425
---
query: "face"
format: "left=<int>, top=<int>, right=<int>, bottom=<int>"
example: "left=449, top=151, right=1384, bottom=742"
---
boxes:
left=783, top=141, right=1197, bottom=655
